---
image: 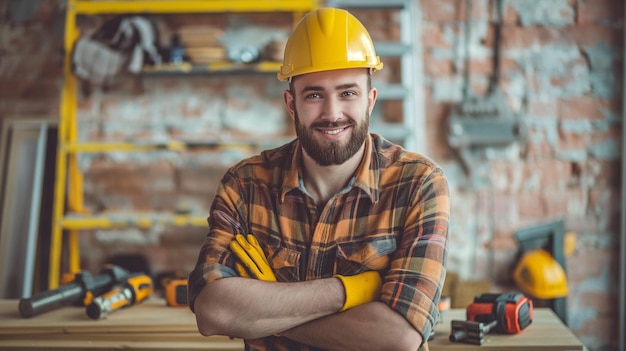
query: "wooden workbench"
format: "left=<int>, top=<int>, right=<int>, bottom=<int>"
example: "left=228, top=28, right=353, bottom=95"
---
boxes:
left=0, top=298, right=242, bottom=350
left=0, top=299, right=585, bottom=350
left=429, top=308, right=585, bottom=350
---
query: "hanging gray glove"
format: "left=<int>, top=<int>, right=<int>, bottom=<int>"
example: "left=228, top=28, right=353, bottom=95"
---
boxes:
left=71, top=16, right=162, bottom=86
left=72, top=37, right=127, bottom=86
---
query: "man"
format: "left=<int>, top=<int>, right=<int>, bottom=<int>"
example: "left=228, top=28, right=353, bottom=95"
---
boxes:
left=188, top=8, right=449, bottom=351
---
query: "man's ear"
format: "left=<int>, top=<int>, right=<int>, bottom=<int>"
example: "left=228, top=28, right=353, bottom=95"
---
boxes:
left=283, top=89, right=296, bottom=120
left=368, top=87, right=378, bottom=115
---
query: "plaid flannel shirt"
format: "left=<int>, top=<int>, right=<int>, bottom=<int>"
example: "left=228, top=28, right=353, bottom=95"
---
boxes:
left=189, top=133, right=449, bottom=351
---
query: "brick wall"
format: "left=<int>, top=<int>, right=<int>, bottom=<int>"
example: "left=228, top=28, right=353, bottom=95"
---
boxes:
left=0, top=1, right=623, bottom=350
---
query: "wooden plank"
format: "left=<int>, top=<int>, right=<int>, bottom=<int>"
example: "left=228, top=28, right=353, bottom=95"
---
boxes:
left=430, top=308, right=585, bottom=350
left=0, top=332, right=210, bottom=342
left=0, top=299, right=198, bottom=335
left=0, top=298, right=245, bottom=350
left=0, top=298, right=585, bottom=351
left=0, top=339, right=243, bottom=351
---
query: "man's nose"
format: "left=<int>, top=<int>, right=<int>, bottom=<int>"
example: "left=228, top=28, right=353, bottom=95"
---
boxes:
left=321, top=96, right=343, bottom=121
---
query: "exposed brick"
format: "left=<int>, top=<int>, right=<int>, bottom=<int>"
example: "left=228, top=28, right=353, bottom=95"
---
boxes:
left=352, top=9, right=400, bottom=42
left=501, top=2, right=521, bottom=25
left=84, top=159, right=177, bottom=206
left=583, top=159, right=621, bottom=187
left=576, top=0, right=624, bottom=24
left=421, top=23, right=450, bottom=49
left=381, top=100, right=403, bottom=124
left=0, top=78, right=30, bottom=97
left=1, top=3, right=621, bottom=349
left=523, top=138, right=555, bottom=160
left=424, top=100, right=455, bottom=161
left=543, top=187, right=587, bottom=218
left=489, top=229, right=518, bottom=251
left=17, top=99, right=60, bottom=116
left=568, top=24, right=622, bottom=47
left=517, top=191, right=546, bottom=220
left=421, top=0, right=490, bottom=22
left=467, top=57, right=494, bottom=76
left=576, top=289, right=619, bottom=322
left=177, top=163, right=229, bottom=196
left=559, top=97, right=618, bottom=121
left=490, top=160, right=522, bottom=192
left=423, top=51, right=454, bottom=76
left=528, top=99, right=559, bottom=119
left=501, top=25, right=574, bottom=50
left=420, top=0, right=464, bottom=23
left=588, top=185, right=619, bottom=218
left=508, top=0, right=575, bottom=27
left=522, top=159, right=573, bottom=190
left=22, top=78, right=62, bottom=99
left=557, top=126, right=589, bottom=155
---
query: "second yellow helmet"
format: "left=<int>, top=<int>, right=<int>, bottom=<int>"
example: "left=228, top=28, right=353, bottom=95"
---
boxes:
left=277, top=8, right=384, bottom=81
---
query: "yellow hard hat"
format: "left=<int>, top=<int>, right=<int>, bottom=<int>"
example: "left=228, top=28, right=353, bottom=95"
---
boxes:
left=277, top=8, right=383, bottom=81
left=513, top=249, right=568, bottom=299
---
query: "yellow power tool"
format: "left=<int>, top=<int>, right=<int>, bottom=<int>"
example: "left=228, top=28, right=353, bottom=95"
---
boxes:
left=86, top=273, right=153, bottom=319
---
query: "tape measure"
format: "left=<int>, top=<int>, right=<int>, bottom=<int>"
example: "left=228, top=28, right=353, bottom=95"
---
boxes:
left=165, top=279, right=188, bottom=307
left=466, top=291, right=533, bottom=334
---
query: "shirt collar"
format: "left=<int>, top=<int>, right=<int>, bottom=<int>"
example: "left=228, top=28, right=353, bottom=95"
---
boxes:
left=280, top=134, right=379, bottom=203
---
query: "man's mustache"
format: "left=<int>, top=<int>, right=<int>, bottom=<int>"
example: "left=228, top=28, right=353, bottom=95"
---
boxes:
left=311, top=121, right=354, bottom=129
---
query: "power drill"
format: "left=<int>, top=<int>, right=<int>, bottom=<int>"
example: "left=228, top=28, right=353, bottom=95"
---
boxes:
left=86, top=273, right=153, bottom=319
left=450, top=291, right=534, bottom=345
left=164, top=278, right=188, bottom=307
left=18, top=265, right=129, bottom=318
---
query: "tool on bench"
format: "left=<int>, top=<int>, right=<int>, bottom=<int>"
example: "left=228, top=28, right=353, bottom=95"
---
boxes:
left=165, top=278, right=188, bottom=307
left=19, top=265, right=129, bottom=318
left=449, top=319, right=498, bottom=345
left=86, top=273, right=153, bottom=319
left=155, top=270, right=188, bottom=307
left=450, top=291, right=534, bottom=345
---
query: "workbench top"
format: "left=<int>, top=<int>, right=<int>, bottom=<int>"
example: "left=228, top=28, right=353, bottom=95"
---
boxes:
left=0, top=298, right=585, bottom=350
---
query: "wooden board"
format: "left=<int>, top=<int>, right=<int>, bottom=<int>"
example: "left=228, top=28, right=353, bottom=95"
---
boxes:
left=0, top=299, right=199, bottom=334
left=0, top=298, right=244, bottom=350
left=0, top=299, right=585, bottom=351
left=430, top=308, right=585, bottom=351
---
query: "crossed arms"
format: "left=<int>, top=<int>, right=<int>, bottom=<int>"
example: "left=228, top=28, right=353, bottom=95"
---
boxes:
left=193, top=234, right=423, bottom=351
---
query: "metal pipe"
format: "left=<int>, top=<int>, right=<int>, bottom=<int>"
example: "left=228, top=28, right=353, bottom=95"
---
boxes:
left=617, top=2, right=626, bottom=350
left=22, top=123, right=48, bottom=298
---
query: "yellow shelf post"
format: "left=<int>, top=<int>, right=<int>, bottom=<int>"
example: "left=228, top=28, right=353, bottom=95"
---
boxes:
left=49, top=0, right=319, bottom=289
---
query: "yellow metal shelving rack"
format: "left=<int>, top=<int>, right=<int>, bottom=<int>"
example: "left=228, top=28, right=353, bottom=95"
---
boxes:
left=51, top=0, right=319, bottom=289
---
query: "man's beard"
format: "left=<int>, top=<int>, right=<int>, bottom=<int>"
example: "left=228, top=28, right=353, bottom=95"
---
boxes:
left=295, top=111, right=369, bottom=166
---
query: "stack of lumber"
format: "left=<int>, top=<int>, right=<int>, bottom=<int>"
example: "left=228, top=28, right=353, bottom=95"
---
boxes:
left=177, top=25, right=226, bottom=64
left=0, top=298, right=244, bottom=350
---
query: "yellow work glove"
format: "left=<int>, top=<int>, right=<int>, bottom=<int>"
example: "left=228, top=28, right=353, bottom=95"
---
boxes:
left=334, top=271, right=382, bottom=312
left=229, top=234, right=277, bottom=282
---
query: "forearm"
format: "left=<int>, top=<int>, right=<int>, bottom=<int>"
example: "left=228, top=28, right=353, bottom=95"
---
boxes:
left=194, top=276, right=344, bottom=339
left=281, top=301, right=423, bottom=351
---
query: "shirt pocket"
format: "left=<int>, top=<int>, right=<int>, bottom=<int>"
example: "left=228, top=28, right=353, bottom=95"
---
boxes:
left=266, top=245, right=301, bottom=282
left=335, top=235, right=397, bottom=276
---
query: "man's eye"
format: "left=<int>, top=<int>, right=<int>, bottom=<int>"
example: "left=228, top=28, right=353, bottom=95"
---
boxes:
left=341, top=91, right=356, bottom=97
left=306, top=93, right=321, bottom=99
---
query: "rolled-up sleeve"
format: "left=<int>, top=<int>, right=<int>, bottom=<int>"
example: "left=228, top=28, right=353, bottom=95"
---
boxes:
left=380, top=166, right=449, bottom=340
left=187, top=173, right=246, bottom=313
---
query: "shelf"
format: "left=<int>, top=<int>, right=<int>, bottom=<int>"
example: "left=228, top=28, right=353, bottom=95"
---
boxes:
left=61, top=212, right=208, bottom=230
left=327, top=0, right=408, bottom=9
left=72, top=0, right=320, bottom=15
left=64, top=135, right=296, bottom=153
left=142, top=61, right=283, bottom=75
left=375, top=83, right=408, bottom=100
left=370, top=123, right=411, bottom=141
left=374, top=42, right=411, bottom=57
left=50, top=0, right=321, bottom=289
left=64, top=141, right=256, bottom=153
